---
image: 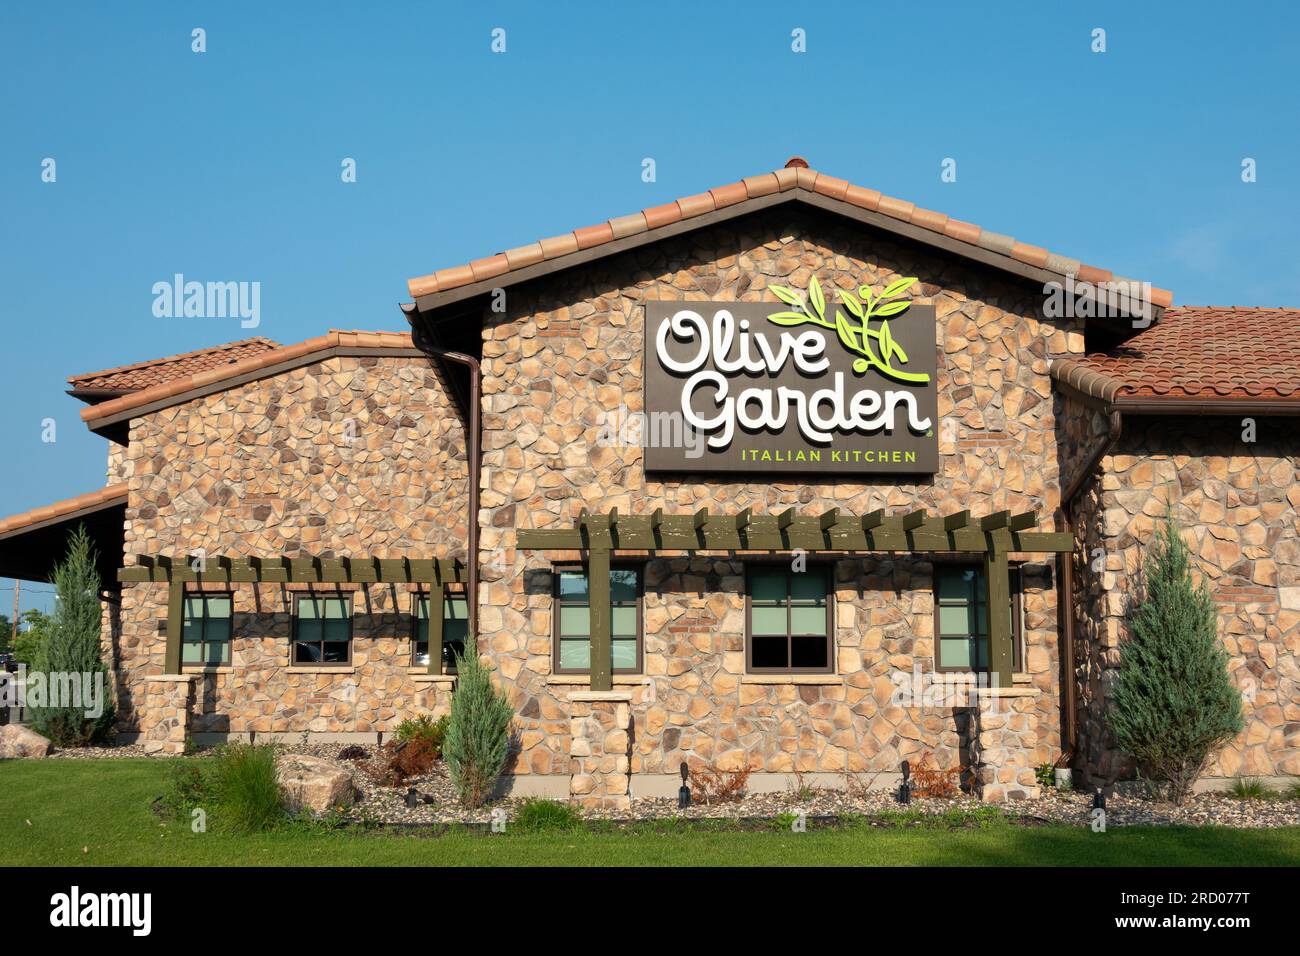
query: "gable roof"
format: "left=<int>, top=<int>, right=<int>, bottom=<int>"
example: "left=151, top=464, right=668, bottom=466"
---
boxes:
left=67, top=336, right=282, bottom=401
left=1051, top=306, right=1300, bottom=407
left=406, top=157, right=1174, bottom=311
left=80, top=330, right=419, bottom=433
left=0, top=483, right=128, bottom=539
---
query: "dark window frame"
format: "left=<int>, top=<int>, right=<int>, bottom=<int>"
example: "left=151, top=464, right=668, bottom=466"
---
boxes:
left=551, top=563, right=644, bottom=676
left=181, top=591, right=233, bottom=667
left=743, top=562, right=835, bottom=675
left=933, top=563, right=1023, bottom=674
left=291, top=592, right=353, bottom=667
left=411, top=585, right=470, bottom=673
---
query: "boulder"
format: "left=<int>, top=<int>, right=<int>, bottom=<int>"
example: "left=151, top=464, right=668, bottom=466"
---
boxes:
left=276, top=753, right=356, bottom=815
left=0, top=724, right=53, bottom=759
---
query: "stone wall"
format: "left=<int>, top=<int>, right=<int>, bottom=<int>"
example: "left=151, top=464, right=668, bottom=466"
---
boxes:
left=113, top=353, right=469, bottom=737
left=1074, top=416, right=1300, bottom=782
left=476, top=207, right=1084, bottom=790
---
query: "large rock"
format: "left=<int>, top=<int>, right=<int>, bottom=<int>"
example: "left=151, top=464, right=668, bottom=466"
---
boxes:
left=0, top=724, right=53, bottom=759
left=276, top=753, right=356, bottom=815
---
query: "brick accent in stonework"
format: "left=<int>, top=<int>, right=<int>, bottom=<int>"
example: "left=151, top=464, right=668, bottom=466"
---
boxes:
left=140, top=675, right=196, bottom=754
left=568, top=692, right=633, bottom=810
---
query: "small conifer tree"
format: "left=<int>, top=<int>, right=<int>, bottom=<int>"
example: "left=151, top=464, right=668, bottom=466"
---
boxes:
left=443, top=643, right=514, bottom=808
left=1111, top=511, right=1242, bottom=804
left=29, top=525, right=115, bottom=745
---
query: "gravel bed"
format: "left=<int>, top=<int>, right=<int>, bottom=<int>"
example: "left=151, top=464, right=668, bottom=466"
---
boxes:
left=36, top=742, right=1300, bottom=829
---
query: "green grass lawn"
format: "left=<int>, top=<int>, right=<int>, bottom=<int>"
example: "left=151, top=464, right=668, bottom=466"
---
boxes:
left=4, top=758, right=1299, bottom=867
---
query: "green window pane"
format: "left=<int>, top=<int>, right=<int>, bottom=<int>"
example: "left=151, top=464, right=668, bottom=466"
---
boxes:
left=323, top=598, right=349, bottom=619
left=938, top=604, right=975, bottom=636
left=205, top=596, right=232, bottom=618
left=416, top=598, right=428, bottom=620
left=559, top=639, right=590, bottom=670
left=181, top=642, right=202, bottom=664
left=791, top=605, right=827, bottom=635
left=937, top=567, right=979, bottom=600
left=182, top=617, right=200, bottom=642
left=323, top=619, right=351, bottom=643
left=749, top=569, right=786, bottom=604
left=611, top=605, right=637, bottom=637
left=559, top=605, right=591, bottom=637
left=415, top=618, right=428, bottom=644
left=790, top=573, right=826, bottom=604
left=940, top=637, right=973, bottom=669
left=610, top=569, right=639, bottom=602
left=446, top=596, right=468, bottom=621
left=751, top=605, right=787, bottom=636
left=204, top=642, right=228, bottom=665
left=204, top=619, right=232, bottom=645
left=611, top=638, right=637, bottom=670
left=974, top=636, right=990, bottom=670
left=444, top=618, right=469, bottom=644
left=184, top=597, right=205, bottom=619
left=558, top=572, right=588, bottom=600
left=298, top=598, right=323, bottom=620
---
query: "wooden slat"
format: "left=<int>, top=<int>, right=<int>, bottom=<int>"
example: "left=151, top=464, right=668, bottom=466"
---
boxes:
left=588, top=548, right=611, bottom=692
left=164, top=578, right=184, bottom=675
left=778, top=507, right=797, bottom=530
left=1008, top=511, right=1037, bottom=532
left=981, top=510, right=1011, bottom=531
left=901, top=509, right=928, bottom=531
left=985, top=546, right=1013, bottom=689
left=943, top=510, right=971, bottom=531
left=426, top=585, right=444, bottom=676
left=819, top=508, right=839, bottom=531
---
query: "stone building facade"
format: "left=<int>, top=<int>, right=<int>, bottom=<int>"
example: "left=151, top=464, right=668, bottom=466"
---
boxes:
left=4, top=160, right=1295, bottom=806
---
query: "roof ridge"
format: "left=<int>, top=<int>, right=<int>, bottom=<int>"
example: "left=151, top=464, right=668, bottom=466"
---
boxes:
left=68, top=336, right=282, bottom=386
left=406, top=159, right=1173, bottom=309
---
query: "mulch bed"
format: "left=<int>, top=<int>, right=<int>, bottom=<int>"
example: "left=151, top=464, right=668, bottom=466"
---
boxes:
left=45, top=742, right=1300, bottom=829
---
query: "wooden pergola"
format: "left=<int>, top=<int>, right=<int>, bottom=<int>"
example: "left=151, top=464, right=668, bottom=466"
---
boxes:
left=118, top=556, right=467, bottom=676
left=517, top=508, right=1074, bottom=692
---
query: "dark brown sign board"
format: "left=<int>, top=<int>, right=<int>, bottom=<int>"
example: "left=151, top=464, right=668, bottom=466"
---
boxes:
left=643, top=299, right=938, bottom=474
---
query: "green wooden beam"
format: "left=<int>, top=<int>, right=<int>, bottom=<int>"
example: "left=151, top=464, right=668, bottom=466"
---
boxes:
left=943, top=510, right=971, bottom=531
left=588, top=548, right=611, bottom=692
left=985, top=546, right=1013, bottom=689
left=777, top=507, right=796, bottom=530
left=819, top=508, right=839, bottom=531
left=901, top=509, right=928, bottom=531
left=1008, top=511, right=1037, bottom=532
left=426, top=585, right=444, bottom=675
left=164, top=578, right=185, bottom=675
left=981, top=510, right=1010, bottom=532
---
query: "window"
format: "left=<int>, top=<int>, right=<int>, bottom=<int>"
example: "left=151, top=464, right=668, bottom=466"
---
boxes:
left=292, top=594, right=352, bottom=665
left=413, top=589, right=469, bottom=672
left=934, top=565, right=1023, bottom=672
left=552, top=565, right=642, bottom=674
left=182, top=593, right=231, bottom=666
left=745, top=566, right=833, bottom=673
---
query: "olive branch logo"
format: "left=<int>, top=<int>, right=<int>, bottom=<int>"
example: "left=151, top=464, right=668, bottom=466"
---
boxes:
left=767, top=275, right=930, bottom=384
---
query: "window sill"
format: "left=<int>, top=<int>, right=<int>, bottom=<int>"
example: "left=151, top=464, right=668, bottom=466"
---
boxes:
left=546, top=675, right=647, bottom=686
left=285, top=666, right=357, bottom=674
left=411, top=673, right=457, bottom=684
left=741, top=674, right=842, bottom=685
left=182, top=666, right=233, bottom=674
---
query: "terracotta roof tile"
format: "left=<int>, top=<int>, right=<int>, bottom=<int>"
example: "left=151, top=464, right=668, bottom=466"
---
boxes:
left=81, top=330, right=415, bottom=425
left=403, top=157, right=1173, bottom=315
left=1052, top=307, right=1300, bottom=402
left=67, top=337, right=281, bottom=396
left=0, top=483, right=128, bottom=537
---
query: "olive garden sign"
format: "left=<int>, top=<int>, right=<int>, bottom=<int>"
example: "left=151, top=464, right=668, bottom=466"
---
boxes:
left=644, top=276, right=939, bottom=474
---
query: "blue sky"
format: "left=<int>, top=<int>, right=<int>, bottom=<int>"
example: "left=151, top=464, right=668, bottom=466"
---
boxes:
left=2, top=1, right=1298, bottom=610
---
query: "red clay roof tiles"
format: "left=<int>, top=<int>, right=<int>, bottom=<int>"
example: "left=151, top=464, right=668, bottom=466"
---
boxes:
left=80, top=330, right=415, bottom=425
left=0, top=483, right=128, bottom=538
left=405, top=158, right=1175, bottom=309
left=67, top=337, right=281, bottom=396
left=1053, top=307, right=1300, bottom=402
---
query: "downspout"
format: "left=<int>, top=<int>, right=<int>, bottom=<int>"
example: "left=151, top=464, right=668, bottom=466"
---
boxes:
left=399, top=303, right=481, bottom=643
left=1055, top=406, right=1122, bottom=765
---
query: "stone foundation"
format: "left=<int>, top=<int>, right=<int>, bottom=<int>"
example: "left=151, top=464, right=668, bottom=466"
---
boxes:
left=969, top=692, right=1042, bottom=802
left=568, top=691, right=632, bottom=810
left=140, top=675, right=196, bottom=755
